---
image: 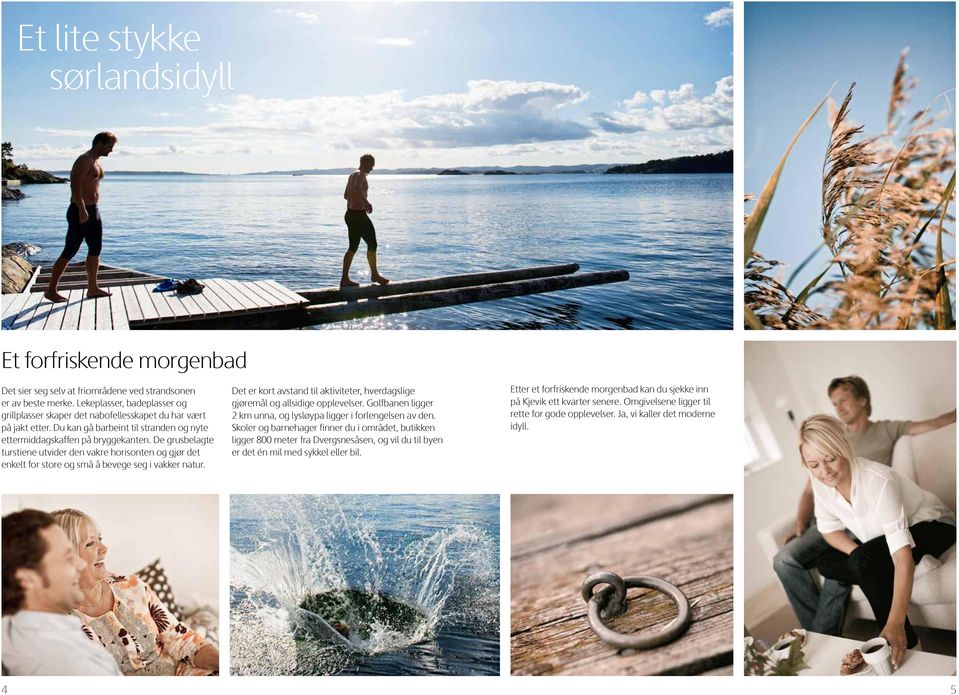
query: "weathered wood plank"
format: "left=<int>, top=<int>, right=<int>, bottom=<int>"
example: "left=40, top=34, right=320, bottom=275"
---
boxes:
left=146, top=287, right=176, bottom=320
left=303, top=271, right=629, bottom=325
left=59, top=291, right=83, bottom=331
left=193, top=282, right=234, bottom=314
left=297, top=264, right=581, bottom=305
left=39, top=296, right=69, bottom=331
left=109, top=292, right=130, bottom=330
left=262, top=279, right=308, bottom=305
left=132, top=284, right=162, bottom=321
left=511, top=495, right=733, bottom=676
left=512, top=494, right=719, bottom=557
left=77, top=295, right=96, bottom=330
left=120, top=285, right=143, bottom=323
left=160, top=291, right=191, bottom=319
left=94, top=295, right=112, bottom=330
left=31, top=275, right=167, bottom=292
left=221, top=279, right=272, bottom=309
left=18, top=294, right=51, bottom=330
left=251, top=280, right=298, bottom=306
left=2, top=292, right=32, bottom=321
left=243, top=281, right=287, bottom=307
left=205, top=279, right=255, bottom=311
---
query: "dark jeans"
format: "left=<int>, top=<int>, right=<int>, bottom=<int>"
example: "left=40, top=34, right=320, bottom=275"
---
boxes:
left=816, top=520, right=955, bottom=647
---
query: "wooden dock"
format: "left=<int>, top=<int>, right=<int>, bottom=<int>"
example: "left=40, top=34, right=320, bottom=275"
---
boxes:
left=511, top=495, right=733, bottom=676
left=3, top=263, right=308, bottom=331
left=2, top=262, right=628, bottom=330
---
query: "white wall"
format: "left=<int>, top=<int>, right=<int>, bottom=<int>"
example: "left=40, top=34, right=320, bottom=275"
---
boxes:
left=2, top=494, right=218, bottom=608
left=744, top=341, right=956, bottom=600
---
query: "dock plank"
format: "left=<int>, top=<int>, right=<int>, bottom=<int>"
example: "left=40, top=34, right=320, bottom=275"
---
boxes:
left=193, top=283, right=234, bottom=314
left=186, top=290, right=219, bottom=316
left=110, top=293, right=130, bottom=330
left=8, top=276, right=317, bottom=329
left=244, top=280, right=286, bottom=306
left=243, top=280, right=290, bottom=308
left=17, top=294, right=50, bottom=330
left=159, top=292, right=191, bottom=319
left=132, top=284, right=161, bottom=322
left=511, top=495, right=733, bottom=677
left=39, top=297, right=69, bottom=331
left=254, top=280, right=294, bottom=305
left=78, top=295, right=97, bottom=330
left=263, top=280, right=308, bottom=305
left=94, top=295, right=112, bottom=330
left=221, top=279, right=272, bottom=309
left=120, top=285, right=143, bottom=323
left=59, top=291, right=84, bottom=331
left=2, top=292, right=32, bottom=322
left=204, top=279, right=256, bottom=311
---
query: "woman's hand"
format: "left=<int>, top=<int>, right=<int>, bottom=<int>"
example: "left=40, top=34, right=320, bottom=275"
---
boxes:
left=879, top=621, right=907, bottom=670
left=193, top=644, right=219, bottom=671
left=782, top=520, right=807, bottom=545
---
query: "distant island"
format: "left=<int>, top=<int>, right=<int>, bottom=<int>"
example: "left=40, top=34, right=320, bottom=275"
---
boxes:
left=483, top=170, right=518, bottom=176
left=438, top=169, right=470, bottom=176
left=604, top=150, right=732, bottom=175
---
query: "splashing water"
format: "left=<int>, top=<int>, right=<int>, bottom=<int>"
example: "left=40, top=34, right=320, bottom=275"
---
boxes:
left=230, top=495, right=499, bottom=675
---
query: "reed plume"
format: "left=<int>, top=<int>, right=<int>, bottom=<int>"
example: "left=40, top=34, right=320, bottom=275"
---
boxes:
left=745, top=50, right=955, bottom=329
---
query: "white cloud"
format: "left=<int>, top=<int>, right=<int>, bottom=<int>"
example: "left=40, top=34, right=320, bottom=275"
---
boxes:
left=36, top=80, right=593, bottom=155
left=704, top=3, right=733, bottom=28
left=273, top=8, right=323, bottom=25
left=594, top=76, right=733, bottom=133
left=372, top=37, right=414, bottom=47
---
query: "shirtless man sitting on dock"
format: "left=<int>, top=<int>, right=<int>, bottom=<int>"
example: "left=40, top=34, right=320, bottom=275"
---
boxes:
left=44, top=132, right=117, bottom=303
left=341, top=153, right=389, bottom=288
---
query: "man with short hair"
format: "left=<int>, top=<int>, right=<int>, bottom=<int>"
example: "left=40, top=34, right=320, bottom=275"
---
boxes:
left=1, top=509, right=122, bottom=676
left=772, top=375, right=956, bottom=635
left=341, top=153, right=389, bottom=288
left=44, top=131, right=117, bottom=303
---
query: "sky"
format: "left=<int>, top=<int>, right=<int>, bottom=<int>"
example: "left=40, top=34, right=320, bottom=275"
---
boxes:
left=745, top=2, right=955, bottom=290
left=2, top=2, right=733, bottom=174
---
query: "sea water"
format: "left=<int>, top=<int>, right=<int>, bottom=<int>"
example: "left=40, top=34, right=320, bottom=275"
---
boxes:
left=229, top=494, right=499, bottom=676
left=1, top=173, right=732, bottom=329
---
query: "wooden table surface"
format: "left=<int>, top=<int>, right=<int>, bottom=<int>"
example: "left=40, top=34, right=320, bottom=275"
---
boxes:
left=511, top=494, right=734, bottom=676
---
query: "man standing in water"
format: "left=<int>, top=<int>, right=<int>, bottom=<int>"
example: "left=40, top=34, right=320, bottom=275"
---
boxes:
left=341, top=153, right=389, bottom=288
left=44, top=132, right=117, bottom=303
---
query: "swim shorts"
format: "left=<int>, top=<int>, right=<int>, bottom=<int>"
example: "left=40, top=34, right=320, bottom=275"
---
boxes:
left=60, top=204, right=103, bottom=258
left=344, top=209, right=377, bottom=252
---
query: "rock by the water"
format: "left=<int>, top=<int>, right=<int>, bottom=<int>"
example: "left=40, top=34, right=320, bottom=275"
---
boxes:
left=437, top=169, right=470, bottom=176
left=4, top=242, right=41, bottom=258
left=2, top=187, right=26, bottom=200
left=2, top=163, right=67, bottom=184
left=2, top=245, right=34, bottom=294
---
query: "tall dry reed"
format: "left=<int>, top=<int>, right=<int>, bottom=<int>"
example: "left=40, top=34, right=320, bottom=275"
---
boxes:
left=745, top=50, right=955, bottom=329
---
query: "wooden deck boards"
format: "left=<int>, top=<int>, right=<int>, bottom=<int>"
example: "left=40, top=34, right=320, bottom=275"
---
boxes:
left=511, top=494, right=734, bottom=677
left=3, top=277, right=306, bottom=330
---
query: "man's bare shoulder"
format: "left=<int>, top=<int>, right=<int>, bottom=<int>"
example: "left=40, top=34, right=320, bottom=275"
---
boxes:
left=71, top=153, right=95, bottom=176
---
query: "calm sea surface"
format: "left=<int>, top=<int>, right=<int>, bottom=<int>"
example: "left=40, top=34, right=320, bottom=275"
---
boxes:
left=2, top=173, right=732, bottom=329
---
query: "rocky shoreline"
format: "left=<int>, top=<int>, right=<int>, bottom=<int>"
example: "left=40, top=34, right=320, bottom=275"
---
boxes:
left=2, top=243, right=37, bottom=294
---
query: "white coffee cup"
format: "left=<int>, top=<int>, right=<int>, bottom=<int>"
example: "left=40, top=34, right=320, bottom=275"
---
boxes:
left=770, top=636, right=797, bottom=663
left=860, top=637, right=893, bottom=676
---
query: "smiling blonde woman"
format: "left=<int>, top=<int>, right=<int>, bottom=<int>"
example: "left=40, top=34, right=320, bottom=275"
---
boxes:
left=797, top=415, right=956, bottom=669
left=51, top=509, right=218, bottom=676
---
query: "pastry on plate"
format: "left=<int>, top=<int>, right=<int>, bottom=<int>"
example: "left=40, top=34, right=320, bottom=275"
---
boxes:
left=840, top=648, right=868, bottom=676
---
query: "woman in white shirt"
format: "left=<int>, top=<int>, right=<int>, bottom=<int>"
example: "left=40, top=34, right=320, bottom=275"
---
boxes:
left=799, top=415, right=955, bottom=669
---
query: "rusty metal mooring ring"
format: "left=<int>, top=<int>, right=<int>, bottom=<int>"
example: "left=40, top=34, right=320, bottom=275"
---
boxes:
left=581, top=570, right=690, bottom=650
